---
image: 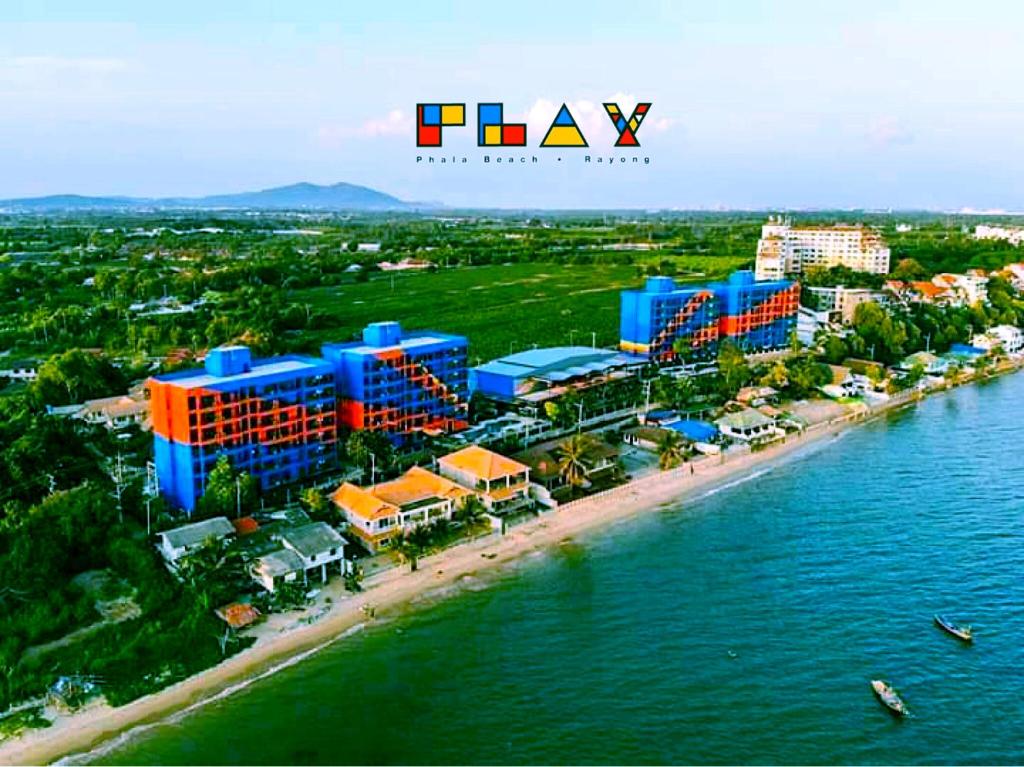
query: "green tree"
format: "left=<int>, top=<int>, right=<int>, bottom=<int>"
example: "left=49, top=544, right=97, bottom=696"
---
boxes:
left=345, top=431, right=394, bottom=481
left=556, top=434, right=596, bottom=489
left=300, top=487, right=330, bottom=521
left=716, top=341, right=751, bottom=400
left=454, top=494, right=488, bottom=527
left=657, top=431, right=686, bottom=470
left=196, top=456, right=257, bottom=518
left=30, top=349, right=128, bottom=407
left=785, top=356, right=832, bottom=398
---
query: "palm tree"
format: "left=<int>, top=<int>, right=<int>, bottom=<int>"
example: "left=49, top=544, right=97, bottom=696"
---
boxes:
left=657, top=431, right=686, bottom=470
left=556, top=434, right=596, bottom=489
left=454, top=495, right=488, bottom=527
left=393, top=535, right=423, bottom=572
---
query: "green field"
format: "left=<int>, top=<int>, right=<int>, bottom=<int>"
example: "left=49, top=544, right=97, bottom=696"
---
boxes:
left=290, top=259, right=748, bottom=362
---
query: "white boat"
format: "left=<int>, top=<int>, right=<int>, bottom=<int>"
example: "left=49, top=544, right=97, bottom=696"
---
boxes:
left=871, top=679, right=909, bottom=717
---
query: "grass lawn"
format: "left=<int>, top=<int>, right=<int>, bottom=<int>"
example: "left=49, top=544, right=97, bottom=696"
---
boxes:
left=289, top=260, right=747, bottom=362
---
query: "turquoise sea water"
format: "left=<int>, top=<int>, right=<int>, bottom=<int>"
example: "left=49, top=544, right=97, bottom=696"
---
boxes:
left=95, top=375, right=1024, bottom=765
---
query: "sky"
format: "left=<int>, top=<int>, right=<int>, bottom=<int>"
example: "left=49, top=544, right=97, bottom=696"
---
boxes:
left=1, top=0, right=1023, bottom=209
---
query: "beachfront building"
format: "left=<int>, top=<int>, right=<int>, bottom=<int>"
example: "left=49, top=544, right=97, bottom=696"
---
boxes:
left=438, top=445, right=532, bottom=514
left=148, top=345, right=339, bottom=513
left=322, top=322, right=469, bottom=445
left=619, top=276, right=720, bottom=361
left=512, top=439, right=620, bottom=491
left=157, top=516, right=236, bottom=569
left=820, top=365, right=859, bottom=399
left=470, top=346, right=644, bottom=419
left=899, top=351, right=949, bottom=376
left=973, top=325, right=1024, bottom=355
left=252, top=522, right=348, bottom=592
left=619, top=271, right=799, bottom=362
left=332, top=466, right=472, bottom=552
left=715, top=409, right=780, bottom=443
left=754, top=218, right=891, bottom=279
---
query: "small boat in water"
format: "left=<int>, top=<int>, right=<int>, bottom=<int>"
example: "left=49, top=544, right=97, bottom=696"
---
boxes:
left=934, top=614, right=973, bottom=642
left=871, top=680, right=909, bottom=717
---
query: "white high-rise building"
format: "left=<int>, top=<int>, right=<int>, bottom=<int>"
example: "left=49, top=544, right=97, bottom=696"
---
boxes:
left=755, top=217, right=891, bottom=279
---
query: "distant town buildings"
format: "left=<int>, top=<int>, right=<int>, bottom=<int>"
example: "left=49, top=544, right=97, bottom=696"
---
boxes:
left=755, top=218, right=891, bottom=279
left=974, top=224, right=1024, bottom=246
left=620, top=270, right=799, bottom=361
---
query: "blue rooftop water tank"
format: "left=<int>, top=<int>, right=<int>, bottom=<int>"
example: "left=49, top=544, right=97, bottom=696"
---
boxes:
left=363, top=321, right=403, bottom=347
left=205, top=346, right=252, bottom=377
left=645, top=276, right=677, bottom=293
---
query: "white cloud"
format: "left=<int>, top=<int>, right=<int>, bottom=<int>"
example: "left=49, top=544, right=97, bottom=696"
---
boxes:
left=360, top=109, right=414, bottom=137
left=314, top=109, right=413, bottom=148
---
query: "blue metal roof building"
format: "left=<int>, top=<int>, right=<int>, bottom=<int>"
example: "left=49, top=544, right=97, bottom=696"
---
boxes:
left=471, top=346, right=644, bottom=402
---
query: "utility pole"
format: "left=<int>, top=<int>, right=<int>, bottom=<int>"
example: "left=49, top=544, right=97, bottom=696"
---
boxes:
left=576, top=401, right=584, bottom=433
left=591, top=331, right=597, bottom=348
left=144, top=460, right=158, bottom=535
left=111, top=453, right=125, bottom=524
left=644, top=379, right=653, bottom=420
left=370, top=452, right=376, bottom=485
left=235, top=476, right=242, bottom=519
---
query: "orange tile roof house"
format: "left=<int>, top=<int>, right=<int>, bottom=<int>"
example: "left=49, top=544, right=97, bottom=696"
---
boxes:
left=437, top=445, right=532, bottom=514
left=332, top=466, right=471, bottom=552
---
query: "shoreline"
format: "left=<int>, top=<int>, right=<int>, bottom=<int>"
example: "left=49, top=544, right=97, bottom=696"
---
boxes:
left=0, top=369, right=1015, bottom=765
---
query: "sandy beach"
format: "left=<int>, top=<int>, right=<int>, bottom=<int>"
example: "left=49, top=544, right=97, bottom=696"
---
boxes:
left=0, top=377, right=992, bottom=766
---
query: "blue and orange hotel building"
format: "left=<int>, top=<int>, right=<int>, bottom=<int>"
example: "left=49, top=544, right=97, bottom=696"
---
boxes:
left=321, top=321, right=469, bottom=441
left=148, top=346, right=339, bottom=513
left=620, top=270, right=799, bottom=361
left=149, top=323, right=469, bottom=512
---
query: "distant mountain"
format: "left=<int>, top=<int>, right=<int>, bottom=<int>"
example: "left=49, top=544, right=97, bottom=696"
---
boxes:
left=0, top=182, right=427, bottom=212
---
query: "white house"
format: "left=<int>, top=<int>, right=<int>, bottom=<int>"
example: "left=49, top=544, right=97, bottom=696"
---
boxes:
left=715, top=409, right=780, bottom=443
left=0, top=359, right=40, bottom=382
left=157, top=516, right=235, bottom=568
left=973, top=325, right=1024, bottom=355
left=820, top=365, right=859, bottom=399
left=278, top=522, right=347, bottom=584
left=252, top=549, right=307, bottom=593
